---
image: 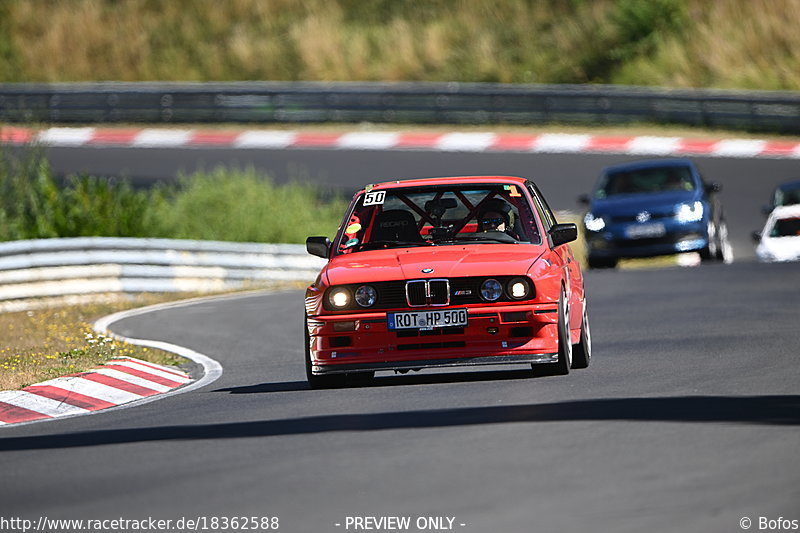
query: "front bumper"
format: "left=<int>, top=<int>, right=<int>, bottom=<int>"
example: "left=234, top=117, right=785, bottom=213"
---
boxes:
left=312, top=354, right=558, bottom=375
left=585, top=220, right=708, bottom=259
left=307, top=303, right=561, bottom=375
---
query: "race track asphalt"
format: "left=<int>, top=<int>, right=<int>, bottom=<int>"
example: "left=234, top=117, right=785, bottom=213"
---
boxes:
left=2, top=260, right=798, bottom=533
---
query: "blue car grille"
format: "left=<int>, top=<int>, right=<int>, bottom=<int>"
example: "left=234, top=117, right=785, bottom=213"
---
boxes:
left=615, top=236, right=678, bottom=248
left=610, top=212, right=671, bottom=223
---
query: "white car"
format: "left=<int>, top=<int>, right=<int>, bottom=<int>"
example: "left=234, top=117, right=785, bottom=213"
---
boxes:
left=754, top=205, right=800, bottom=262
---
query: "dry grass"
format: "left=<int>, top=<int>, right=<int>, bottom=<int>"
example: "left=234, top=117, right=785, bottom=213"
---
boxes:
left=1, top=0, right=797, bottom=90
left=0, top=294, right=188, bottom=390
left=615, top=0, right=800, bottom=89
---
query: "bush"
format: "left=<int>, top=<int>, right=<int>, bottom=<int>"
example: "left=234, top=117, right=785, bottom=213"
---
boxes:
left=0, top=147, right=63, bottom=240
left=0, top=148, right=347, bottom=243
left=60, top=175, right=156, bottom=238
left=151, top=167, right=348, bottom=243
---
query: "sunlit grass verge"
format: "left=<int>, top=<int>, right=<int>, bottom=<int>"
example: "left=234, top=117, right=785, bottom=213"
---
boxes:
left=0, top=295, right=191, bottom=391
left=557, top=212, right=587, bottom=269
left=618, top=255, right=690, bottom=269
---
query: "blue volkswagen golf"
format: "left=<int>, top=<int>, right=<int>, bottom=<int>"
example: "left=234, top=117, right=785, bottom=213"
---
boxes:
left=580, top=159, right=727, bottom=269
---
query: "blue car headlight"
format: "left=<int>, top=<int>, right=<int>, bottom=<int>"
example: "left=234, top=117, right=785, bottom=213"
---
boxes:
left=583, top=212, right=606, bottom=232
left=675, top=201, right=704, bottom=223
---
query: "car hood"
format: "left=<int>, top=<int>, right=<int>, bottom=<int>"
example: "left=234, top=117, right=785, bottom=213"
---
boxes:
left=324, top=245, right=545, bottom=285
left=590, top=190, right=700, bottom=216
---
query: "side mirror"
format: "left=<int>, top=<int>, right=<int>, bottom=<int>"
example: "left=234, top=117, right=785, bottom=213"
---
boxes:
left=577, top=194, right=591, bottom=206
left=706, top=183, right=722, bottom=193
left=751, top=231, right=762, bottom=243
left=549, top=223, right=578, bottom=248
left=306, top=236, right=331, bottom=258
left=762, top=205, right=773, bottom=216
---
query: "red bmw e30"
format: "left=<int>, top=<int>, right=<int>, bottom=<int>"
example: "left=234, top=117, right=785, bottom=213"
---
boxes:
left=304, top=176, right=591, bottom=388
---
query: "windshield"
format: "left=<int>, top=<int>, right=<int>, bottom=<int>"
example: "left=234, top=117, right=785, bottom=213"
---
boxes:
left=333, top=184, right=541, bottom=255
left=595, top=166, right=696, bottom=199
left=774, top=184, right=800, bottom=208
left=770, top=217, right=800, bottom=237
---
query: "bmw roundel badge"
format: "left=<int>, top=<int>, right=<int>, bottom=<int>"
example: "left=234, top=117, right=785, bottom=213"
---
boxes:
left=421, top=268, right=434, bottom=274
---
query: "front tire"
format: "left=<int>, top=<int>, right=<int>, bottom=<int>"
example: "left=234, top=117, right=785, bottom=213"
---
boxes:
left=699, top=243, right=714, bottom=262
left=536, top=290, right=572, bottom=376
left=571, top=304, right=591, bottom=369
left=715, top=220, right=730, bottom=261
left=700, top=221, right=721, bottom=262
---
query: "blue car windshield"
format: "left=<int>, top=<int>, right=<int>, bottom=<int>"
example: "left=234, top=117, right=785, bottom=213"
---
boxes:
left=595, top=166, right=696, bottom=199
left=774, top=184, right=800, bottom=207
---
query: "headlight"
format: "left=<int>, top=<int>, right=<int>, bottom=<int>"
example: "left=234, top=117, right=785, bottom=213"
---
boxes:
left=327, top=287, right=351, bottom=309
left=354, top=285, right=377, bottom=307
left=481, top=279, right=503, bottom=302
left=506, top=277, right=532, bottom=300
left=675, top=201, right=704, bottom=223
left=583, top=212, right=606, bottom=232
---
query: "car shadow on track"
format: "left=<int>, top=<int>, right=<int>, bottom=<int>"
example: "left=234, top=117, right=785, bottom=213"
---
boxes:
left=1, top=395, right=798, bottom=451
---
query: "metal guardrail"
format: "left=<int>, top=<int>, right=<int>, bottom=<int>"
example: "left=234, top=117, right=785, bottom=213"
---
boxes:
left=0, top=237, right=324, bottom=303
left=1, top=81, right=799, bottom=133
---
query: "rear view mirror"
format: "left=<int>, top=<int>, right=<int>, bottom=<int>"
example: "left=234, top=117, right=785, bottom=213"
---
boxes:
left=306, top=236, right=331, bottom=258
left=425, top=198, right=458, bottom=218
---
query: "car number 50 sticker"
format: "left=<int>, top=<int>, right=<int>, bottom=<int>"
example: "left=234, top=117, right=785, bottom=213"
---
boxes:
left=363, top=190, right=386, bottom=206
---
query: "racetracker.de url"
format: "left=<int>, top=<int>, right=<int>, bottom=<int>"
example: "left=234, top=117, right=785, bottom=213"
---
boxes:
left=0, top=516, right=280, bottom=532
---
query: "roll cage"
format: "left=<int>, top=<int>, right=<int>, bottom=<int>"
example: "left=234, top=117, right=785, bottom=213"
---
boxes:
left=333, top=184, right=542, bottom=255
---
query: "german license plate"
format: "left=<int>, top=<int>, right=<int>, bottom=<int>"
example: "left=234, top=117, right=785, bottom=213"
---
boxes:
left=387, top=308, right=468, bottom=330
left=625, top=222, right=666, bottom=239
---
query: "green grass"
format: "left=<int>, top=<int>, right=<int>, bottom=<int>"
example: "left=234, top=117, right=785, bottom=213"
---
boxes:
left=0, top=0, right=798, bottom=91
left=150, top=168, right=348, bottom=243
left=0, top=147, right=348, bottom=243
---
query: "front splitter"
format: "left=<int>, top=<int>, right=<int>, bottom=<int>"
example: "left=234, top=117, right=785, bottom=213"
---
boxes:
left=312, top=353, right=558, bottom=375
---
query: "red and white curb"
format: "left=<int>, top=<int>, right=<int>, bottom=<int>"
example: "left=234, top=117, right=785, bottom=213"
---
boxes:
left=2, top=126, right=799, bottom=158
left=0, top=357, right=191, bottom=425
left=0, top=293, right=232, bottom=428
